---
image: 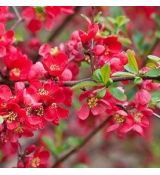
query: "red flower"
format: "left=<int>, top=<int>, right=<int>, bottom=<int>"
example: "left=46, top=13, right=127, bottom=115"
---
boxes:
left=23, top=145, right=50, bottom=168
left=22, top=7, right=74, bottom=33
left=77, top=90, right=110, bottom=120
left=40, top=45, right=68, bottom=77
left=4, top=50, right=32, bottom=81
left=106, top=110, right=133, bottom=135
left=23, top=80, right=69, bottom=126
left=79, top=23, right=99, bottom=44
left=0, top=103, right=26, bottom=130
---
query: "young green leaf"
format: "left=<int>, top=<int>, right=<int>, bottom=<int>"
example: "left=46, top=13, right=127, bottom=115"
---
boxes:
left=42, top=136, right=58, bottom=156
left=148, top=55, right=160, bottom=63
left=112, top=71, right=134, bottom=77
left=100, top=64, right=110, bottom=84
left=116, top=16, right=130, bottom=27
left=126, top=50, right=139, bottom=74
left=109, top=87, right=127, bottom=101
left=145, top=68, right=160, bottom=77
left=97, top=88, right=107, bottom=98
left=93, top=69, right=103, bottom=82
left=134, top=77, right=143, bottom=85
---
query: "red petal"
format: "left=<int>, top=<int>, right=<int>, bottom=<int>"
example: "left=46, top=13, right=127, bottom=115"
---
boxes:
left=57, top=107, right=69, bottom=119
left=91, top=103, right=106, bottom=116
left=106, top=123, right=119, bottom=132
left=45, top=107, right=58, bottom=122
left=77, top=104, right=90, bottom=120
left=133, top=124, right=144, bottom=136
left=39, top=151, right=50, bottom=164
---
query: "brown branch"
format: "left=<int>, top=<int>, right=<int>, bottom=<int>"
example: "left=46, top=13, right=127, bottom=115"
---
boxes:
left=11, top=7, right=23, bottom=30
left=63, top=75, right=160, bottom=86
left=47, top=7, right=81, bottom=43
left=53, top=116, right=112, bottom=167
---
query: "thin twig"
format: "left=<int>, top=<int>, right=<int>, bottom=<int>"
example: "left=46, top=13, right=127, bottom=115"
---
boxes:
left=153, top=112, right=160, bottom=119
left=63, top=75, right=160, bottom=86
left=53, top=116, right=112, bottom=167
left=11, top=6, right=23, bottom=30
left=47, top=7, right=81, bottom=42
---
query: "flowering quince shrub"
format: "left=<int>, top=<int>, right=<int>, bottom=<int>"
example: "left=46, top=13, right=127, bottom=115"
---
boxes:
left=0, top=6, right=160, bottom=168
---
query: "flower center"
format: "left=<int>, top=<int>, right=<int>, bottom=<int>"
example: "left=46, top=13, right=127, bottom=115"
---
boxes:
left=87, top=96, right=98, bottom=108
left=134, top=112, right=142, bottom=123
left=114, top=114, right=125, bottom=124
left=7, top=111, right=17, bottom=122
left=31, top=157, right=40, bottom=168
left=11, top=68, right=21, bottom=77
left=14, top=126, right=24, bottom=134
left=50, top=64, right=60, bottom=71
left=38, top=88, right=49, bottom=96
left=34, top=106, right=44, bottom=117
left=26, top=106, right=44, bottom=117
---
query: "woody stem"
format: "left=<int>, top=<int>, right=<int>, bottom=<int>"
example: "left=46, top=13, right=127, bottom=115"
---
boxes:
left=63, top=75, right=160, bottom=86
left=52, top=116, right=112, bottom=167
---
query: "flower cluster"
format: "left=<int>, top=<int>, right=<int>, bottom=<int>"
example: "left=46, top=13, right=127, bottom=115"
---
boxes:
left=0, top=7, right=160, bottom=168
left=22, top=6, right=74, bottom=33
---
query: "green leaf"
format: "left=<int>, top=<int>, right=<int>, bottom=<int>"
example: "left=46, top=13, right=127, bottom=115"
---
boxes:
left=93, top=69, right=103, bottom=82
left=134, top=77, right=143, bottom=85
left=100, top=64, right=110, bottom=84
left=127, top=50, right=139, bottom=74
left=148, top=55, right=160, bottom=63
left=66, top=137, right=82, bottom=147
left=0, top=117, right=4, bottom=124
left=112, top=71, right=134, bottom=77
left=94, top=11, right=104, bottom=23
left=145, top=68, right=160, bottom=77
left=97, top=88, right=107, bottom=98
left=71, top=81, right=97, bottom=90
left=124, top=64, right=137, bottom=74
left=116, top=16, right=130, bottom=27
left=109, top=87, right=127, bottom=101
left=42, top=136, right=58, bottom=155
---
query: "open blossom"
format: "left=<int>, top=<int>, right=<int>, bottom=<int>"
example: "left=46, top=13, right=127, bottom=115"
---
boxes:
left=39, top=45, right=68, bottom=77
left=0, top=6, right=160, bottom=168
left=4, top=50, right=32, bottom=81
left=17, top=145, right=50, bottom=168
left=22, top=6, right=74, bottom=33
left=23, top=80, right=70, bottom=127
left=77, top=90, right=111, bottom=120
left=106, top=89, right=153, bottom=136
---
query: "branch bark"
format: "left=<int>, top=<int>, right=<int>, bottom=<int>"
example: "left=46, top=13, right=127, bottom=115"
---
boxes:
left=53, top=116, right=112, bottom=167
left=47, top=7, right=81, bottom=43
left=63, top=75, right=160, bottom=86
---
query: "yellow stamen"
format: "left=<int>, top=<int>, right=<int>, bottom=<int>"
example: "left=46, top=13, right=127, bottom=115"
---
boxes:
left=87, top=96, right=98, bottom=108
